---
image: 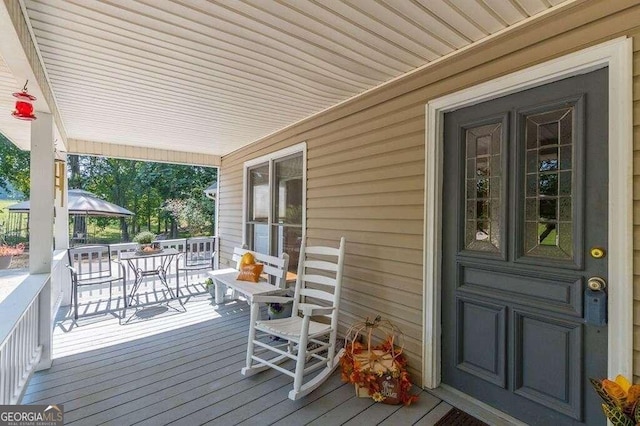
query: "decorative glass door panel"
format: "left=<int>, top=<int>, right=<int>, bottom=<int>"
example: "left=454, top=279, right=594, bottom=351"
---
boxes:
left=464, top=122, right=503, bottom=254
left=523, top=107, right=575, bottom=261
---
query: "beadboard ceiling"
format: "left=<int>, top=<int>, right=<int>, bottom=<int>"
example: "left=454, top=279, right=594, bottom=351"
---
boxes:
left=13, top=0, right=570, bottom=156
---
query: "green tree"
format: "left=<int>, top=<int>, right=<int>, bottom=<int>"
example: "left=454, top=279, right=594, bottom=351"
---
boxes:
left=67, top=154, right=216, bottom=240
left=0, top=133, right=30, bottom=197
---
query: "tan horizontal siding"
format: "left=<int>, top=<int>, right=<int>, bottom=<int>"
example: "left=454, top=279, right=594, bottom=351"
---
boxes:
left=308, top=205, right=424, bottom=221
left=309, top=148, right=424, bottom=182
left=219, top=3, right=640, bottom=385
left=306, top=228, right=423, bottom=250
left=309, top=163, right=424, bottom=189
left=306, top=190, right=424, bottom=209
left=309, top=175, right=424, bottom=199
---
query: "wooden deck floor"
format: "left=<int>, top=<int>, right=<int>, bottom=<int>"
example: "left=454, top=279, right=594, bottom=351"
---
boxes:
left=23, top=287, right=453, bottom=425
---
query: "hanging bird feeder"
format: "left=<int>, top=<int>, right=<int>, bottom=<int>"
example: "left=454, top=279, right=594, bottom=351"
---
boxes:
left=11, top=81, right=37, bottom=121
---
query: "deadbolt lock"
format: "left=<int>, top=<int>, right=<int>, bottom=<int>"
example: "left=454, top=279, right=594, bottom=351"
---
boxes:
left=590, top=247, right=606, bottom=259
left=587, top=276, right=607, bottom=291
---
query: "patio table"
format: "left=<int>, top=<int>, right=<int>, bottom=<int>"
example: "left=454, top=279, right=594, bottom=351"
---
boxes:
left=120, top=248, right=183, bottom=309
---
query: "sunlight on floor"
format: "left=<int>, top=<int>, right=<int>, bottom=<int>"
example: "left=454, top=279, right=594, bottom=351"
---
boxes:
left=50, top=291, right=247, bottom=358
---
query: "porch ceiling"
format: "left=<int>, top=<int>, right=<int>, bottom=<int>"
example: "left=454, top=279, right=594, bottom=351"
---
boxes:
left=14, top=0, right=570, bottom=156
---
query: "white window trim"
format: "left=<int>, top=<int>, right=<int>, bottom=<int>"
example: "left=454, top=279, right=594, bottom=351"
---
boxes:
left=423, top=37, right=633, bottom=388
left=242, top=142, right=307, bottom=250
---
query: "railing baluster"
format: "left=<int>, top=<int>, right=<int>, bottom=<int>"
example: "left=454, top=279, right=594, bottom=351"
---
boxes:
left=0, top=341, right=6, bottom=403
left=10, top=335, right=16, bottom=403
left=17, top=315, right=23, bottom=402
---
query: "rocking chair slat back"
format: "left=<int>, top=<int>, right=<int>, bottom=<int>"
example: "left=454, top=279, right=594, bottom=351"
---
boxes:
left=300, top=273, right=337, bottom=287
left=299, top=288, right=335, bottom=302
left=303, top=260, right=338, bottom=272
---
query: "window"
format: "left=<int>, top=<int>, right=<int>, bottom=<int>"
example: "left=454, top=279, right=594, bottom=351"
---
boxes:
left=244, top=144, right=305, bottom=273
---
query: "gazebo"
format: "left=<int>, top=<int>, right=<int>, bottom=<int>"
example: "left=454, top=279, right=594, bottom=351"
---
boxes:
left=7, top=189, right=134, bottom=245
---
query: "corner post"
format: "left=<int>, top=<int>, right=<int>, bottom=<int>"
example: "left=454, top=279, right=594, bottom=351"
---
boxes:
left=30, top=111, right=55, bottom=370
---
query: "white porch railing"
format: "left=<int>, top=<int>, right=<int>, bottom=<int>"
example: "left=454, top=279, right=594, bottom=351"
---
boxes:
left=0, top=262, right=59, bottom=404
left=71, top=237, right=214, bottom=301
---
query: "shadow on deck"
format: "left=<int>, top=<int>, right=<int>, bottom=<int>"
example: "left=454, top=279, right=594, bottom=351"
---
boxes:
left=23, top=288, right=453, bottom=425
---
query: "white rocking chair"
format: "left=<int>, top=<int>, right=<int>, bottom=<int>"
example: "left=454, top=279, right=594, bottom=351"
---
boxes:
left=241, top=237, right=346, bottom=400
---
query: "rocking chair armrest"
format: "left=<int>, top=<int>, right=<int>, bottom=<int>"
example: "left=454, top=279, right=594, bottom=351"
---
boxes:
left=250, top=295, right=292, bottom=304
left=300, top=303, right=335, bottom=316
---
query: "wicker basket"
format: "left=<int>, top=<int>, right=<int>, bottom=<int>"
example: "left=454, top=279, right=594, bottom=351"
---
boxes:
left=341, top=316, right=414, bottom=405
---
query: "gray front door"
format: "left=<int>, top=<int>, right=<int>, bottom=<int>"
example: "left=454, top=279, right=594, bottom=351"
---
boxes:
left=442, top=68, right=608, bottom=425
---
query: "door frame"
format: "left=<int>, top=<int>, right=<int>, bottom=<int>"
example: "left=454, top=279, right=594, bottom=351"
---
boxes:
left=423, top=37, right=633, bottom=389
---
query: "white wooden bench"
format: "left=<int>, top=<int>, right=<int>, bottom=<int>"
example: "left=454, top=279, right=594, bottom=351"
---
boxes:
left=207, top=248, right=289, bottom=305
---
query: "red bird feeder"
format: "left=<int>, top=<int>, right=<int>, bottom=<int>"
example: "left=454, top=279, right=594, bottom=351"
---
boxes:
left=12, top=81, right=37, bottom=121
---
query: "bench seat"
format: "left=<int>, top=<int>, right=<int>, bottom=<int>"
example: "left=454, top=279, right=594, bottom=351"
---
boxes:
left=207, top=248, right=289, bottom=304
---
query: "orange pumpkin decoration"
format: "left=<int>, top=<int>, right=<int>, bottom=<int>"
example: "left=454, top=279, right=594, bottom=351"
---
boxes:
left=240, top=252, right=255, bottom=266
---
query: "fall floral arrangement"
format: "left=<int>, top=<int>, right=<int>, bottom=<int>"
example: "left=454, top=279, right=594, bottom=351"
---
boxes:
left=590, top=375, right=640, bottom=425
left=0, top=243, right=24, bottom=256
left=339, top=316, right=418, bottom=406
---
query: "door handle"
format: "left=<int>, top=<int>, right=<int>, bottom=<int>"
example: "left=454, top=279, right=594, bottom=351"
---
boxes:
left=587, top=276, right=607, bottom=291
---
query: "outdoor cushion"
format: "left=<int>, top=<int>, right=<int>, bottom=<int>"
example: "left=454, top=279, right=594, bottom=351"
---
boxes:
left=237, top=263, right=264, bottom=282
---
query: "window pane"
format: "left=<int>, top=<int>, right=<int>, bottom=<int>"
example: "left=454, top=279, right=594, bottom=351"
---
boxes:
left=273, top=225, right=303, bottom=273
left=245, top=150, right=305, bottom=263
left=247, top=223, right=269, bottom=255
left=274, top=155, right=303, bottom=224
left=249, top=164, right=269, bottom=222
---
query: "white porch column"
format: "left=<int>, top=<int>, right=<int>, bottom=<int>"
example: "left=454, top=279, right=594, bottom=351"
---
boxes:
left=29, top=112, right=54, bottom=273
left=30, top=112, right=55, bottom=370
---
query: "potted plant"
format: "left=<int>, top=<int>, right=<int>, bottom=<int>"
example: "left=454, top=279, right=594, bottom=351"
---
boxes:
left=133, top=231, right=160, bottom=253
left=204, top=278, right=215, bottom=298
left=267, top=301, right=293, bottom=319
left=267, top=289, right=294, bottom=319
left=590, top=375, right=640, bottom=424
left=0, top=243, right=25, bottom=269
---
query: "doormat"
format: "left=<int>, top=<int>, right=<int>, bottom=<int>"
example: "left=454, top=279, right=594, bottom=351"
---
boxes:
left=433, top=408, right=488, bottom=426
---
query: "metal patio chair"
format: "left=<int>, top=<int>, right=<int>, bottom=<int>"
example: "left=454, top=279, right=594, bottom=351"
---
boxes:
left=177, top=236, right=216, bottom=288
left=67, top=245, right=126, bottom=319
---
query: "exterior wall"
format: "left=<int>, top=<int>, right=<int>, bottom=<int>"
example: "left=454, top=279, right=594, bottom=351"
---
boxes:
left=219, top=1, right=640, bottom=383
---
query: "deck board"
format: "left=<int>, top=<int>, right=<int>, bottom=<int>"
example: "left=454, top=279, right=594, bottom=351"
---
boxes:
left=378, top=392, right=442, bottom=426
left=23, top=288, right=448, bottom=425
left=234, top=373, right=346, bottom=426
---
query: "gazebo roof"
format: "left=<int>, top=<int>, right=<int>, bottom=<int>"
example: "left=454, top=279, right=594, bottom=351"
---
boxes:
left=8, top=189, right=134, bottom=218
